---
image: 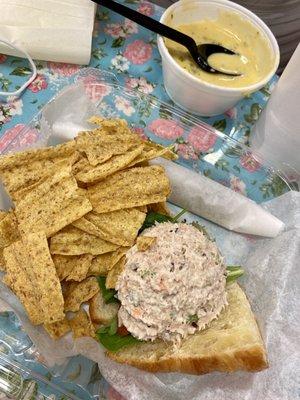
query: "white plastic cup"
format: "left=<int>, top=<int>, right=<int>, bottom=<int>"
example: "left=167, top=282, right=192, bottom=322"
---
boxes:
left=250, top=43, right=300, bottom=177
left=157, top=0, right=280, bottom=116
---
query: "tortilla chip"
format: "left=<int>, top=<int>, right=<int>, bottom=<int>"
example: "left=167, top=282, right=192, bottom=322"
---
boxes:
left=127, top=141, right=177, bottom=168
left=74, top=208, right=145, bottom=246
left=147, top=202, right=171, bottom=216
left=87, top=165, right=170, bottom=214
left=88, top=117, right=129, bottom=132
left=88, top=116, right=105, bottom=126
left=137, top=205, right=147, bottom=213
left=0, top=141, right=77, bottom=198
left=0, top=211, right=20, bottom=246
left=136, top=236, right=156, bottom=251
left=44, top=318, right=70, bottom=339
left=0, top=211, right=8, bottom=221
left=52, top=254, right=75, bottom=281
left=76, top=125, right=141, bottom=166
left=64, top=277, right=99, bottom=312
left=88, top=247, right=129, bottom=276
left=15, top=165, right=92, bottom=237
left=3, top=232, right=64, bottom=325
left=52, top=254, right=93, bottom=282
left=75, top=145, right=144, bottom=184
left=50, top=226, right=118, bottom=256
left=69, top=309, right=95, bottom=338
left=105, top=256, right=126, bottom=289
left=0, top=251, right=5, bottom=271
left=13, top=155, right=79, bottom=203
left=0, top=211, right=20, bottom=270
left=66, top=254, right=93, bottom=282
left=72, top=215, right=103, bottom=238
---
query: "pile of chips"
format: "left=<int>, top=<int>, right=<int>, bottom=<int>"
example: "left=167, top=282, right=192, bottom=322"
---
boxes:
left=0, top=118, right=175, bottom=339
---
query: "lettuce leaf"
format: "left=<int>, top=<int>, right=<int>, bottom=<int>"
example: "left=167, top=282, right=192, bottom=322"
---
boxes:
left=97, top=319, right=141, bottom=352
left=226, top=266, right=244, bottom=283
left=140, top=208, right=186, bottom=232
left=97, top=276, right=119, bottom=304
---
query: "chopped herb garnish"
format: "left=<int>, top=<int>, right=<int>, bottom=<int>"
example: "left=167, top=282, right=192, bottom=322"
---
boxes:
left=140, top=269, right=150, bottom=279
left=97, top=276, right=119, bottom=304
left=226, top=266, right=244, bottom=283
left=187, top=314, right=199, bottom=324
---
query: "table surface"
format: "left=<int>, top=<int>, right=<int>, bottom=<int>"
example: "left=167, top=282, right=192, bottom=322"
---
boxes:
left=0, top=1, right=295, bottom=399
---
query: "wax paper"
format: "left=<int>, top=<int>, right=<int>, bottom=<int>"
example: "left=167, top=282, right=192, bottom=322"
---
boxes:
left=0, top=191, right=299, bottom=400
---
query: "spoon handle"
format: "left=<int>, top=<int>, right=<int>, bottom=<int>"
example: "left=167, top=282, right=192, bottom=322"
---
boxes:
left=94, top=0, right=197, bottom=52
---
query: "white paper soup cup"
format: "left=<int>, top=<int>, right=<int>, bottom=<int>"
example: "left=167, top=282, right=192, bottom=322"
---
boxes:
left=157, top=0, right=280, bottom=116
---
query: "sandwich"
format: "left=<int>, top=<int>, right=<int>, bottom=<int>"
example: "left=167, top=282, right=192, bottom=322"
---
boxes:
left=93, top=215, right=268, bottom=375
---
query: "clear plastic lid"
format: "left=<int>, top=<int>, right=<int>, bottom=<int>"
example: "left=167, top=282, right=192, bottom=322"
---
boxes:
left=0, top=68, right=293, bottom=204
left=0, top=353, right=81, bottom=400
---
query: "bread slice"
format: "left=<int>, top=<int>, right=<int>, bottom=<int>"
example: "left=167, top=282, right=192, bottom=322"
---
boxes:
left=89, top=291, right=119, bottom=325
left=108, top=283, right=268, bottom=375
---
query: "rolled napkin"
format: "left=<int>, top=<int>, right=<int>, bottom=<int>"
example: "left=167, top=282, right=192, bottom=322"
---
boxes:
left=151, top=158, right=284, bottom=237
left=0, top=0, right=96, bottom=64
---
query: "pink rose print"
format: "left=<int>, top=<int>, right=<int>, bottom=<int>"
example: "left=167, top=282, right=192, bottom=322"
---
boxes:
left=187, top=126, right=217, bottom=152
left=124, top=19, right=138, bottom=35
left=230, top=175, right=247, bottom=196
left=104, top=18, right=138, bottom=38
left=0, top=54, right=7, bottom=64
left=28, top=74, right=48, bottom=93
left=125, top=76, right=154, bottom=94
left=107, top=386, right=126, bottom=400
left=0, top=97, right=23, bottom=127
left=105, top=23, right=123, bottom=38
left=240, top=153, right=261, bottom=172
left=0, top=124, right=38, bottom=153
left=47, top=62, right=80, bottom=77
left=176, top=143, right=198, bottom=160
left=124, top=40, right=152, bottom=65
left=225, top=107, right=237, bottom=119
left=132, top=126, right=148, bottom=141
left=79, top=75, right=111, bottom=103
left=148, top=118, right=184, bottom=140
left=138, top=1, right=155, bottom=16
left=115, top=95, right=135, bottom=116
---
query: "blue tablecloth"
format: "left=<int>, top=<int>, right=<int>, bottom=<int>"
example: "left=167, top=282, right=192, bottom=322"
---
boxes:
left=0, top=1, right=294, bottom=399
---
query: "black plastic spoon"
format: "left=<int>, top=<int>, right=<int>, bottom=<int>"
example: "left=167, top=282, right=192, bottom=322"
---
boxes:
left=94, top=0, right=240, bottom=76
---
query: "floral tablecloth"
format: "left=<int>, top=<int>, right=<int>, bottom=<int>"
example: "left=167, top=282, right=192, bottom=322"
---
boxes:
left=0, top=1, right=296, bottom=400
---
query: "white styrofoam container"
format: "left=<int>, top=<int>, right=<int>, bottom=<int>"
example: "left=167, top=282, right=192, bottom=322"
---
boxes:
left=158, top=0, right=280, bottom=116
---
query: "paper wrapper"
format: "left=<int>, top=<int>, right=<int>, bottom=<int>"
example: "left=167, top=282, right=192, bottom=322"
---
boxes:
left=0, top=191, right=299, bottom=400
left=151, top=158, right=284, bottom=237
left=0, top=0, right=96, bottom=64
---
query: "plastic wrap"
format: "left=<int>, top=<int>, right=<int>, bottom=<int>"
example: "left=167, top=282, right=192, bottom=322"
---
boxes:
left=0, top=69, right=298, bottom=399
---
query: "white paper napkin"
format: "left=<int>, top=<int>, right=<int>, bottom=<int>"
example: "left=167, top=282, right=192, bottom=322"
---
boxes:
left=0, top=0, right=96, bottom=64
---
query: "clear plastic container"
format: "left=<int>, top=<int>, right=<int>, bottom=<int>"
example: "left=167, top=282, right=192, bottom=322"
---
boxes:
left=0, top=311, right=104, bottom=399
left=0, top=353, right=81, bottom=400
left=0, top=67, right=292, bottom=204
left=0, top=67, right=294, bottom=399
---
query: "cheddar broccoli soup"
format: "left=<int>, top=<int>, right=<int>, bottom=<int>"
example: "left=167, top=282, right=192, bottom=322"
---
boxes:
left=165, top=11, right=274, bottom=88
